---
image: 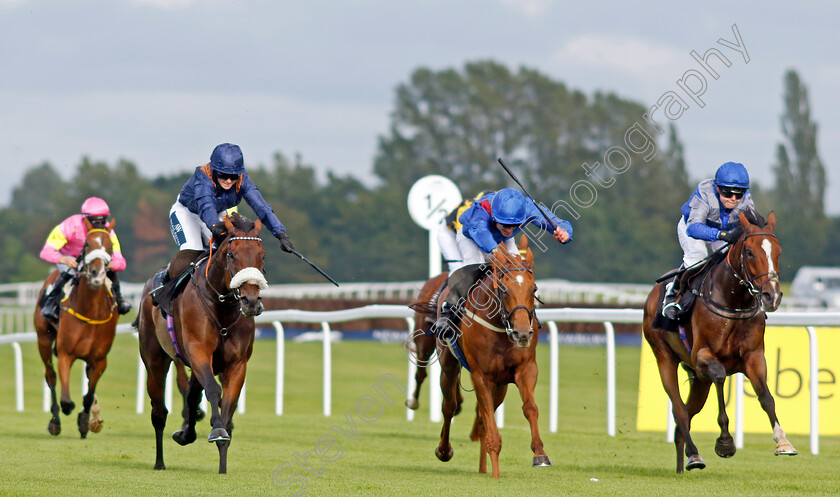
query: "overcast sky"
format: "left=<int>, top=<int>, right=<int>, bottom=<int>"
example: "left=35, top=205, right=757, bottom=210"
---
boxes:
left=1, top=0, right=837, bottom=213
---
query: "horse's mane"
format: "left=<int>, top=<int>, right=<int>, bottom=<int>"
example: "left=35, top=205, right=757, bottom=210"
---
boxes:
left=210, top=212, right=256, bottom=239
left=744, top=210, right=766, bottom=228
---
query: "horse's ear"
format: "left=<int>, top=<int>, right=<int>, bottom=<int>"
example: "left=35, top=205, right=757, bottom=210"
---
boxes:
left=253, top=219, right=262, bottom=235
left=765, top=211, right=776, bottom=232
left=518, top=234, right=529, bottom=251
left=109, top=217, right=116, bottom=232
left=223, top=214, right=234, bottom=232
left=83, top=216, right=93, bottom=231
left=739, top=212, right=753, bottom=231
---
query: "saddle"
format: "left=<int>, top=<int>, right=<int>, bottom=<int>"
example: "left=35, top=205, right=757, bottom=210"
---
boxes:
left=651, top=248, right=728, bottom=332
left=149, top=250, right=208, bottom=316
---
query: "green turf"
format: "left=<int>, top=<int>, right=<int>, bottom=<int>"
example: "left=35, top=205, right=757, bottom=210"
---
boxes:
left=0, top=333, right=837, bottom=497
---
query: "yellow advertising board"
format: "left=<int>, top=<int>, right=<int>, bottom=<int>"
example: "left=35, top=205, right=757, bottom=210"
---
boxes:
left=637, top=326, right=840, bottom=434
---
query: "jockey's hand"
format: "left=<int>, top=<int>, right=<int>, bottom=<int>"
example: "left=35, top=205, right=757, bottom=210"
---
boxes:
left=59, top=255, right=79, bottom=269
left=553, top=226, right=570, bottom=243
left=275, top=231, right=295, bottom=253
left=718, top=226, right=743, bottom=244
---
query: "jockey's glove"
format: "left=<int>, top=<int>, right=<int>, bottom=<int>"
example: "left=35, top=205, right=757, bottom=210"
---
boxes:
left=718, top=226, right=743, bottom=244
left=275, top=231, right=295, bottom=253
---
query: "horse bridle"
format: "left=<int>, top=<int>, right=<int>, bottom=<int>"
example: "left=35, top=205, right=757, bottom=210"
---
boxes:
left=701, top=231, right=780, bottom=319
left=202, top=235, right=264, bottom=304
left=491, top=263, right=541, bottom=340
left=77, top=229, right=113, bottom=280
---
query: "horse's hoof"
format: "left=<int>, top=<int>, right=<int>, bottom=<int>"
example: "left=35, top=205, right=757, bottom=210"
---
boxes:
left=77, top=412, right=89, bottom=438
left=435, top=446, right=454, bottom=462
left=685, top=454, right=706, bottom=471
left=405, top=398, right=419, bottom=410
left=154, top=462, right=166, bottom=471
left=775, top=443, right=798, bottom=456
left=88, top=419, right=103, bottom=433
left=61, top=401, right=75, bottom=415
left=47, top=421, right=61, bottom=436
left=173, top=429, right=197, bottom=446
left=207, top=427, right=230, bottom=442
left=715, top=436, right=736, bottom=458
left=532, top=455, right=552, bottom=467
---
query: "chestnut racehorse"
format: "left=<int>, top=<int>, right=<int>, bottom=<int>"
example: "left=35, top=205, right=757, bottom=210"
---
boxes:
left=421, top=235, right=548, bottom=478
left=643, top=212, right=797, bottom=473
left=34, top=218, right=119, bottom=437
left=136, top=213, right=267, bottom=474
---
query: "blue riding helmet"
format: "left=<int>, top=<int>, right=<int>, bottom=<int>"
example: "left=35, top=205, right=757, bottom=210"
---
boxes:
left=209, top=143, right=245, bottom=175
left=491, top=188, right=527, bottom=225
left=714, top=162, right=749, bottom=189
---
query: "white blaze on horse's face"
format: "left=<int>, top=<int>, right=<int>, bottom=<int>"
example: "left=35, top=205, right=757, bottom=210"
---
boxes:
left=515, top=275, right=524, bottom=286
left=762, top=239, right=779, bottom=292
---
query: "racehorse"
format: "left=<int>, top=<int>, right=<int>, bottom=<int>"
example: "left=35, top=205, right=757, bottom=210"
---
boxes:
left=420, top=235, right=549, bottom=478
left=405, top=272, right=462, bottom=412
left=34, top=217, right=119, bottom=437
left=136, top=212, right=267, bottom=474
left=643, top=211, right=797, bottom=473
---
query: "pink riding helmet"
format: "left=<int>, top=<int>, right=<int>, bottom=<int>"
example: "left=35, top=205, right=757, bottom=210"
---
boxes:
left=81, top=197, right=111, bottom=217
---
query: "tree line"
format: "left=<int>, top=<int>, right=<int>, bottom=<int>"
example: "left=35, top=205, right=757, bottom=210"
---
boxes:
left=2, top=63, right=835, bottom=285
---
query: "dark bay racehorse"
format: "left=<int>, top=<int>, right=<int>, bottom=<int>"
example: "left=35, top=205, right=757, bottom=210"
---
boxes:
left=405, top=272, right=454, bottom=411
left=34, top=218, right=119, bottom=437
left=136, top=213, right=266, bottom=474
left=421, top=235, right=548, bottom=478
left=643, top=212, right=797, bottom=473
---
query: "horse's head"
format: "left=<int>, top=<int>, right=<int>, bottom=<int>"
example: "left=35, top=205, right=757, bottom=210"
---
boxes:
left=219, top=213, right=267, bottom=316
left=489, top=235, right=537, bottom=349
left=736, top=211, right=782, bottom=312
left=80, top=217, right=114, bottom=289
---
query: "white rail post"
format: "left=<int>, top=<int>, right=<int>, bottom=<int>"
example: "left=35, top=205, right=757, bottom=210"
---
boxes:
left=238, top=380, right=246, bottom=414
left=12, top=342, right=24, bottom=411
left=273, top=321, right=285, bottom=415
left=81, top=366, right=89, bottom=396
left=43, top=380, right=50, bottom=412
left=164, top=362, right=174, bottom=412
left=136, top=350, right=146, bottom=414
left=604, top=321, right=616, bottom=437
left=667, top=399, right=675, bottom=442
left=496, top=401, right=505, bottom=428
left=548, top=321, right=559, bottom=433
left=322, top=321, right=332, bottom=417
left=429, top=356, right=442, bottom=422
left=405, top=317, right=416, bottom=422
left=807, top=326, right=819, bottom=455
left=735, top=373, right=744, bottom=449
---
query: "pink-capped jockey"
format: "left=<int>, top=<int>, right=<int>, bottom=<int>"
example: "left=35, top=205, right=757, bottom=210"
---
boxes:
left=38, top=197, right=132, bottom=323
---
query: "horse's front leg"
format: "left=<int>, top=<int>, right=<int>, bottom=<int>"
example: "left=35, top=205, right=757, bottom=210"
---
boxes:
left=215, top=362, right=248, bottom=475
left=694, top=349, right=735, bottom=458
left=743, top=351, right=797, bottom=455
left=515, top=361, right=550, bottom=467
left=37, top=333, right=61, bottom=435
left=188, top=355, right=229, bottom=444
left=435, top=347, right=460, bottom=463
left=472, top=374, right=502, bottom=478
left=57, top=351, right=76, bottom=415
left=78, top=358, right=107, bottom=438
left=172, top=372, right=203, bottom=446
left=652, top=344, right=700, bottom=473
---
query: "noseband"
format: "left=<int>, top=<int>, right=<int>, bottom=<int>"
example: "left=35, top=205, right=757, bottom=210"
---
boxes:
left=204, top=235, right=266, bottom=304
left=701, top=231, right=780, bottom=319
left=78, top=229, right=112, bottom=279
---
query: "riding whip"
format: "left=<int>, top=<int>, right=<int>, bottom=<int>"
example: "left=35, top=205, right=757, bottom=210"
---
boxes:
left=496, top=157, right=558, bottom=231
left=289, top=248, right=340, bottom=287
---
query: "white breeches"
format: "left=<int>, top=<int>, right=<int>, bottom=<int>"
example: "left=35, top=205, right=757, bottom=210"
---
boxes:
left=456, top=228, right=518, bottom=267
left=437, top=220, right=462, bottom=273
left=677, top=217, right=726, bottom=268
left=169, top=198, right=226, bottom=251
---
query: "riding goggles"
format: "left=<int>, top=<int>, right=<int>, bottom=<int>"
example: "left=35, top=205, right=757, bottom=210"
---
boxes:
left=718, top=186, right=746, bottom=199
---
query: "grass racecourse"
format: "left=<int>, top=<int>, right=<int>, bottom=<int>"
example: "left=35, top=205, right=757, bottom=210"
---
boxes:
left=1, top=329, right=838, bottom=497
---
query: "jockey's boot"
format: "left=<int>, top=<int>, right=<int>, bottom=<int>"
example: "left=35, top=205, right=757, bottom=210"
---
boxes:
left=430, top=264, right=483, bottom=341
left=40, top=270, right=73, bottom=324
left=662, top=273, right=682, bottom=320
left=108, top=270, right=132, bottom=315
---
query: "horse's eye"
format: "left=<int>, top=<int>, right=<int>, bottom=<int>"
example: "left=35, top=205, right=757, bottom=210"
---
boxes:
left=745, top=249, right=753, bottom=259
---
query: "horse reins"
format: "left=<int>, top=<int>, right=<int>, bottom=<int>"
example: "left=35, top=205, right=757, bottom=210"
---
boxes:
left=701, top=231, right=780, bottom=319
left=62, top=228, right=116, bottom=324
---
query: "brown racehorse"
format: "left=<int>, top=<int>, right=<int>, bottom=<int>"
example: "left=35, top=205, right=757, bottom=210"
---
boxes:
left=643, top=211, right=797, bottom=473
left=136, top=213, right=266, bottom=474
left=428, top=235, right=549, bottom=478
left=405, top=272, right=460, bottom=412
left=34, top=218, right=119, bottom=437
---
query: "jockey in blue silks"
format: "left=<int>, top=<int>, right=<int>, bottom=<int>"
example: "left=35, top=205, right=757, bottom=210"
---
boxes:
left=662, top=161, right=759, bottom=319
left=430, top=188, right=573, bottom=337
